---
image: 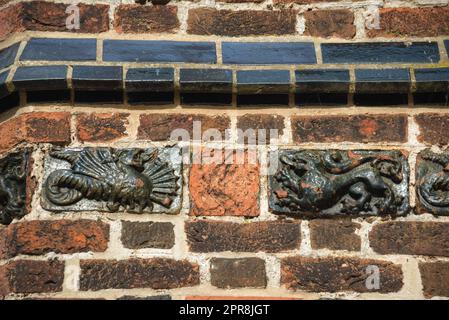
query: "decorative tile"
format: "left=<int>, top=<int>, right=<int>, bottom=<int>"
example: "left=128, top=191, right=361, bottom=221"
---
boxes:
left=20, top=38, right=97, bottom=61
left=416, top=149, right=449, bottom=215
left=322, top=42, right=440, bottom=64
left=0, top=149, right=32, bottom=225
left=222, top=42, right=316, bottom=65
left=103, top=40, right=216, bottom=63
left=269, top=149, right=410, bottom=217
left=41, top=146, right=183, bottom=214
left=0, top=43, right=20, bottom=70
left=13, top=66, right=68, bottom=91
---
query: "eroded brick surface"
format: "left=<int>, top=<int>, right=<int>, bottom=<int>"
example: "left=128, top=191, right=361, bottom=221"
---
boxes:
left=309, top=220, right=361, bottom=251
left=210, top=258, right=267, bottom=289
left=76, top=113, right=129, bottom=142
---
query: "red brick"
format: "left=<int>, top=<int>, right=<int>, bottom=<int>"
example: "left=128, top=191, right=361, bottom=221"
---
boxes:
left=419, top=262, right=449, bottom=298
left=185, top=220, right=301, bottom=253
left=121, top=221, right=174, bottom=249
left=114, top=4, right=179, bottom=34
left=138, top=113, right=231, bottom=141
left=369, top=221, right=449, bottom=257
left=236, top=114, right=285, bottom=145
left=0, top=220, right=109, bottom=259
left=22, top=1, right=109, bottom=33
left=189, top=149, right=259, bottom=217
left=291, top=114, right=408, bottom=143
left=309, top=220, right=361, bottom=251
left=0, top=260, right=64, bottom=296
left=281, top=256, right=403, bottom=293
left=305, top=10, right=355, bottom=39
left=0, top=4, right=23, bottom=41
left=76, top=113, right=129, bottom=142
left=210, top=258, right=266, bottom=289
left=187, top=8, right=296, bottom=36
left=368, top=7, right=449, bottom=38
left=0, top=112, right=71, bottom=153
left=80, top=258, right=200, bottom=290
left=414, top=113, right=449, bottom=146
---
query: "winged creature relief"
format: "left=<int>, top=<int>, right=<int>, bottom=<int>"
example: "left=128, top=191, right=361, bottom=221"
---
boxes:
left=0, top=149, right=30, bottom=225
left=416, top=149, right=449, bottom=215
left=43, top=147, right=180, bottom=213
left=269, top=150, right=410, bottom=217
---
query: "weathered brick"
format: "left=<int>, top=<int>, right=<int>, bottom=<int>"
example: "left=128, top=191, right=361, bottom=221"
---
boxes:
left=0, top=220, right=109, bottom=259
left=292, top=114, right=408, bottom=143
left=0, top=4, right=22, bottom=41
left=0, top=260, right=64, bottom=296
left=236, top=114, right=285, bottom=144
left=305, top=10, right=355, bottom=39
left=186, top=220, right=301, bottom=253
left=114, top=4, right=179, bottom=33
left=210, top=258, right=266, bottom=289
left=189, top=149, right=259, bottom=217
left=0, top=112, right=71, bottom=153
left=281, top=256, right=403, bottom=293
left=22, top=1, right=109, bottom=33
left=414, top=114, right=449, bottom=146
left=121, top=221, right=175, bottom=249
left=309, top=220, right=361, bottom=252
left=138, top=114, right=231, bottom=141
left=367, top=7, right=449, bottom=38
left=369, top=221, right=449, bottom=257
left=187, top=8, right=296, bottom=36
left=76, top=113, right=129, bottom=142
left=80, top=259, right=200, bottom=290
left=419, top=262, right=449, bottom=298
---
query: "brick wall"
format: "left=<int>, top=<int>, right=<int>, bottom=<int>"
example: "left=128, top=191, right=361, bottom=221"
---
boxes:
left=0, top=0, right=449, bottom=300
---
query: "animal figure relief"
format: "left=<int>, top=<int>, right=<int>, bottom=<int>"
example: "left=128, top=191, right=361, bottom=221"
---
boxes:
left=269, top=150, right=409, bottom=216
left=0, top=149, right=30, bottom=225
left=416, top=149, right=449, bottom=215
left=43, top=147, right=180, bottom=213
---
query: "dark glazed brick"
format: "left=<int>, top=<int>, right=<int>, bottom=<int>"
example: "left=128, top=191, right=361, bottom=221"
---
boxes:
left=296, top=69, right=350, bottom=93
left=26, top=90, right=71, bottom=104
left=309, top=220, right=361, bottom=251
left=354, top=93, right=409, bottom=106
left=180, top=69, right=232, bottom=93
left=21, top=38, right=97, bottom=61
left=181, top=93, right=232, bottom=106
left=185, top=220, right=301, bottom=253
left=414, top=92, right=449, bottom=106
left=13, top=66, right=68, bottom=91
left=415, top=68, right=449, bottom=93
left=292, top=115, right=408, bottom=143
left=281, top=256, right=403, bottom=293
left=72, top=66, right=122, bottom=90
left=121, top=221, right=175, bottom=249
left=414, top=114, right=449, bottom=145
left=445, top=40, right=449, bottom=55
left=295, top=93, right=348, bottom=106
left=103, top=40, right=216, bottom=63
left=223, top=42, right=316, bottom=65
left=0, top=260, right=64, bottom=296
left=419, top=262, right=449, bottom=298
left=322, top=42, right=440, bottom=64
left=237, top=70, right=290, bottom=94
left=80, top=259, right=200, bottom=290
left=210, top=258, right=267, bottom=289
left=0, top=42, right=19, bottom=70
left=0, top=92, right=19, bottom=110
left=127, top=92, right=174, bottom=105
left=126, top=68, right=174, bottom=92
left=0, top=70, right=9, bottom=99
left=370, top=222, right=449, bottom=257
left=355, top=69, right=410, bottom=93
left=237, top=94, right=289, bottom=106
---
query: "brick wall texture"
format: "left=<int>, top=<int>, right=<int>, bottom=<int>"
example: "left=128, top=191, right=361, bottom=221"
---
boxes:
left=1, top=0, right=449, bottom=301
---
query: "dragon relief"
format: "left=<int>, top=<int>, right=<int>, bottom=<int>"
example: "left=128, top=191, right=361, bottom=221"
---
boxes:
left=42, top=147, right=181, bottom=213
left=416, top=149, right=449, bottom=215
left=0, top=149, right=30, bottom=225
left=269, top=150, right=410, bottom=217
